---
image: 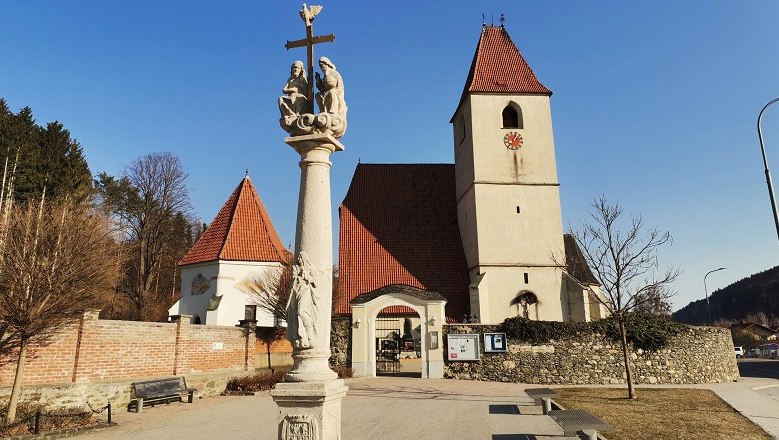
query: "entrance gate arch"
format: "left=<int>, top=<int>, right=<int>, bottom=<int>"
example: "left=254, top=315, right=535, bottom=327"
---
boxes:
left=350, top=285, right=446, bottom=378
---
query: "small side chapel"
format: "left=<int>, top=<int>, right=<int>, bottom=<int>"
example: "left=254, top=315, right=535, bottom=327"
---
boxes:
left=168, top=176, right=290, bottom=327
left=338, top=24, right=607, bottom=364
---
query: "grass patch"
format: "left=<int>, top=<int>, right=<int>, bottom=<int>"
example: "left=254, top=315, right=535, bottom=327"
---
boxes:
left=0, top=402, right=97, bottom=437
left=555, top=388, right=771, bottom=440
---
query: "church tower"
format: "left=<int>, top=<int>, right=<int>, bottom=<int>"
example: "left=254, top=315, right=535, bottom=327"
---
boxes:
left=451, top=25, right=566, bottom=323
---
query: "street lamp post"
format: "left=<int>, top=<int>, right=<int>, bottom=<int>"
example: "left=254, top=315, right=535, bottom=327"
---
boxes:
left=757, top=97, right=779, bottom=242
left=704, top=267, right=726, bottom=325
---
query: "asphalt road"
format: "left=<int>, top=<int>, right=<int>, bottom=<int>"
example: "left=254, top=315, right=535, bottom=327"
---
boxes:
left=738, top=358, right=779, bottom=379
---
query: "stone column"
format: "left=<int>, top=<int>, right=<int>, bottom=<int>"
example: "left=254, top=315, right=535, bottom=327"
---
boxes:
left=271, top=132, right=348, bottom=440
left=285, top=132, right=343, bottom=382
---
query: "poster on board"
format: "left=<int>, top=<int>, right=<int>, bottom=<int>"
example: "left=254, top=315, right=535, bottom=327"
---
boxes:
left=447, top=334, right=480, bottom=361
left=483, top=332, right=507, bottom=353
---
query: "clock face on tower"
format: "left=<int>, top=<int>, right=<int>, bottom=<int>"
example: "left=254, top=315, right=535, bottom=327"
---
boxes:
left=503, top=132, right=523, bottom=150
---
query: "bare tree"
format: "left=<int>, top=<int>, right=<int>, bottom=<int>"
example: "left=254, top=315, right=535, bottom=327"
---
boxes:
left=238, top=263, right=341, bottom=371
left=237, top=264, right=291, bottom=372
left=0, top=199, right=119, bottom=423
left=632, top=285, right=673, bottom=316
left=96, top=153, right=192, bottom=320
left=566, top=196, right=679, bottom=399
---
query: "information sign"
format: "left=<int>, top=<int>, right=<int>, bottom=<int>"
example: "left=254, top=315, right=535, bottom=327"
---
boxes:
left=483, top=332, right=508, bottom=353
left=447, top=334, right=480, bottom=361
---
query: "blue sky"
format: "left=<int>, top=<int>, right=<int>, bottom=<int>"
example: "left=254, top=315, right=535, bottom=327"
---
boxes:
left=2, top=2, right=778, bottom=311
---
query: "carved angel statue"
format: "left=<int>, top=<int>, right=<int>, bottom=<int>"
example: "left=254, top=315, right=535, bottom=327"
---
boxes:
left=315, top=57, right=347, bottom=116
left=278, top=60, right=309, bottom=117
left=286, top=251, right=320, bottom=349
left=299, top=3, right=323, bottom=26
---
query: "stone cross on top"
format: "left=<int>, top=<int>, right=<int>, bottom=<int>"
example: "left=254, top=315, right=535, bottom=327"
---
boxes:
left=285, top=4, right=334, bottom=114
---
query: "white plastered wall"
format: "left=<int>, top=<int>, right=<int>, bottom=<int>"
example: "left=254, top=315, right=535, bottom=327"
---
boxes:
left=172, top=260, right=284, bottom=327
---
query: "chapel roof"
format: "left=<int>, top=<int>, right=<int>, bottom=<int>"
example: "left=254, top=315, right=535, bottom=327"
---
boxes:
left=179, top=176, right=287, bottom=266
left=337, top=164, right=470, bottom=320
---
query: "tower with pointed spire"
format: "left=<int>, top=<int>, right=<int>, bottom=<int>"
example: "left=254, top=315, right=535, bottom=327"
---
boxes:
left=451, top=25, right=567, bottom=322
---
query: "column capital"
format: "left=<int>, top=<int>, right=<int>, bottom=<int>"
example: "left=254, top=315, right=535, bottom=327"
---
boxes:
left=285, top=133, right=345, bottom=156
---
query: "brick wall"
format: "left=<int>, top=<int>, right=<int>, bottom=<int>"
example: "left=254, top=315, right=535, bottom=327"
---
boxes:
left=0, top=313, right=289, bottom=388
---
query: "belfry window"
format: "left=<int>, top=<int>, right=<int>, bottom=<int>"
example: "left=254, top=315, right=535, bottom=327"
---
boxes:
left=502, top=104, right=523, bottom=129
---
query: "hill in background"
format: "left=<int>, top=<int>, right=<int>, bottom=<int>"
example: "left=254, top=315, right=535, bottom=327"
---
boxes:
left=673, top=266, right=779, bottom=326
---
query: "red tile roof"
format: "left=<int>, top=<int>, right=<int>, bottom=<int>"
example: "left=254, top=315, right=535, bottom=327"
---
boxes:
left=179, top=177, right=287, bottom=266
left=458, top=26, right=551, bottom=103
left=337, top=164, right=470, bottom=320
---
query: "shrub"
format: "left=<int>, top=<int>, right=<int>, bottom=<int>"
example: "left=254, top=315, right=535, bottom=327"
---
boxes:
left=225, top=370, right=286, bottom=394
left=332, top=365, right=353, bottom=379
left=498, top=314, right=686, bottom=352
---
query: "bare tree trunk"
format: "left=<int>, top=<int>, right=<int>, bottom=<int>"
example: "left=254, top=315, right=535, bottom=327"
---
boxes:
left=266, top=339, right=273, bottom=373
left=618, top=317, right=636, bottom=399
left=6, top=339, right=28, bottom=423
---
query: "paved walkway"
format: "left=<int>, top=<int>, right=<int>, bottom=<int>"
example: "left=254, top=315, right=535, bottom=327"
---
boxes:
left=71, top=376, right=779, bottom=440
left=74, top=377, right=575, bottom=440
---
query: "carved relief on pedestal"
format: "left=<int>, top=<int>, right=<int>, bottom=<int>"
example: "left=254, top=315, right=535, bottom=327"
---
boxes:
left=281, top=415, right=319, bottom=440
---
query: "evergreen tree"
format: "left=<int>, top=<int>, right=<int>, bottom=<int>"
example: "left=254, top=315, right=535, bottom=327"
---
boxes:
left=0, top=99, right=93, bottom=204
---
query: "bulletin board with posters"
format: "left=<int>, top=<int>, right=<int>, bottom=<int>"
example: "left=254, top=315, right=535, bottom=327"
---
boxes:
left=446, top=333, right=480, bottom=361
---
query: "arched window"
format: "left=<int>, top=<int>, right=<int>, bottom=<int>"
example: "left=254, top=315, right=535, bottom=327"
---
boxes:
left=502, top=103, right=523, bottom=129
left=192, top=315, right=202, bottom=325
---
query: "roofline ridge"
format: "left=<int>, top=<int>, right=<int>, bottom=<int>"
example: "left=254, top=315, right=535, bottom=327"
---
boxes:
left=245, top=178, right=288, bottom=262
left=357, top=162, right=455, bottom=166
left=218, top=178, right=245, bottom=260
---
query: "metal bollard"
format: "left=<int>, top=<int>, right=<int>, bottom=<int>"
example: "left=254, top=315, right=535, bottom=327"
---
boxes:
left=107, top=403, right=112, bottom=424
left=34, top=410, right=41, bottom=434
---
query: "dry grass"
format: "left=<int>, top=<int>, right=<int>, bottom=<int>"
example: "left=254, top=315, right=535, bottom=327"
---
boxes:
left=0, top=402, right=97, bottom=437
left=555, top=388, right=771, bottom=440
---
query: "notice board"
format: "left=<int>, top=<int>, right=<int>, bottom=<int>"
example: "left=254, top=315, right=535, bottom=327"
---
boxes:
left=447, top=333, right=480, bottom=361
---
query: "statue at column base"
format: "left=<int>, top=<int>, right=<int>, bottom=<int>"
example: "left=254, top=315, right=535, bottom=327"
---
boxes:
left=280, top=112, right=347, bottom=139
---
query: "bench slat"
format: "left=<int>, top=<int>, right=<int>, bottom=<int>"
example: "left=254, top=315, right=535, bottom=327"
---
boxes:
left=548, top=409, right=611, bottom=431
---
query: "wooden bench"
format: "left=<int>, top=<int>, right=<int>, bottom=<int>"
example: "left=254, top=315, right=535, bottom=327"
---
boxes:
left=130, top=377, right=196, bottom=413
left=524, top=387, right=560, bottom=415
left=548, top=409, right=611, bottom=440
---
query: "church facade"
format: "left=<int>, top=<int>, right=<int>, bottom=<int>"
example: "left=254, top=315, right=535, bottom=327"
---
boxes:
left=338, top=25, right=606, bottom=328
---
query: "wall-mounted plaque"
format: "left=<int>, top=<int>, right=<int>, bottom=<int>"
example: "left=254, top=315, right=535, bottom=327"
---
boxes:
left=447, top=333, right=480, bottom=361
left=192, top=274, right=211, bottom=295
left=483, top=332, right=508, bottom=353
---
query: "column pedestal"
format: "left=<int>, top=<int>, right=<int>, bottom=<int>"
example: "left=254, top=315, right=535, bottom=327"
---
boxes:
left=271, top=380, right=349, bottom=440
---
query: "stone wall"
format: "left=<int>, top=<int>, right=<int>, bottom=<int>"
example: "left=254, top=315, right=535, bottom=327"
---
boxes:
left=330, top=316, right=352, bottom=368
left=443, top=324, right=739, bottom=384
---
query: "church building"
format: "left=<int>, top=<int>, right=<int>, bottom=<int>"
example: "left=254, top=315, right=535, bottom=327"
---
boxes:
left=338, top=24, right=606, bottom=332
left=170, top=24, right=605, bottom=378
